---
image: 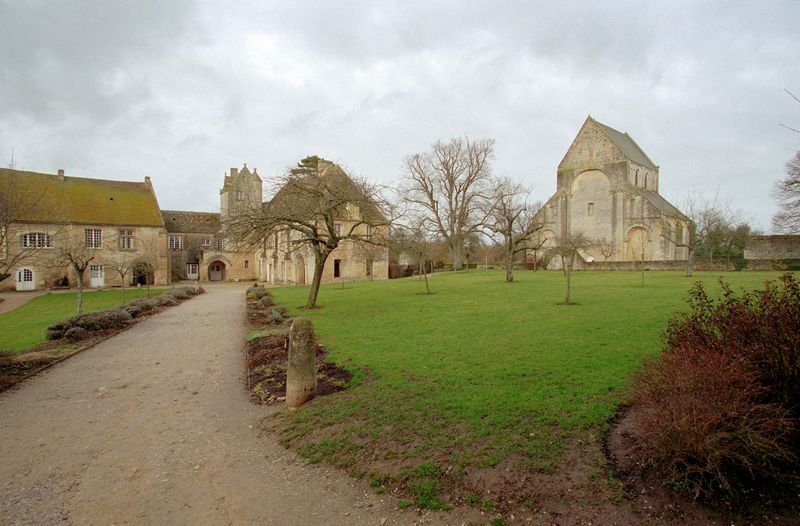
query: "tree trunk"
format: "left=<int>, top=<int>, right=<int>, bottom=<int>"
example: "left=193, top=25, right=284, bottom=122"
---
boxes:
left=306, top=249, right=330, bottom=308
left=451, top=242, right=463, bottom=271
left=565, top=262, right=572, bottom=305
left=505, top=245, right=514, bottom=283
left=121, top=279, right=126, bottom=304
left=423, top=261, right=431, bottom=294
left=419, top=255, right=423, bottom=281
left=76, top=270, right=85, bottom=315
left=641, top=251, right=645, bottom=287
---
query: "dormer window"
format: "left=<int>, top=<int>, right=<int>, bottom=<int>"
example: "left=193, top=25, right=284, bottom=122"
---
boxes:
left=236, top=190, right=244, bottom=201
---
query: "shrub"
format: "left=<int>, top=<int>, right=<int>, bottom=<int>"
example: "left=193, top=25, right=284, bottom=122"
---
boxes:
left=64, top=326, right=90, bottom=341
left=169, top=289, right=190, bottom=300
left=247, top=284, right=267, bottom=300
left=73, top=309, right=133, bottom=330
left=629, top=274, right=800, bottom=501
left=156, top=295, right=179, bottom=307
left=120, top=305, right=142, bottom=318
left=129, top=297, right=160, bottom=311
left=259, top=294, right=275, bottom=308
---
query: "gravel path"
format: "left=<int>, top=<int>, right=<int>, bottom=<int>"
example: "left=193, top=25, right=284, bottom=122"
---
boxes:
left=0, top=284, right=461, bottom=525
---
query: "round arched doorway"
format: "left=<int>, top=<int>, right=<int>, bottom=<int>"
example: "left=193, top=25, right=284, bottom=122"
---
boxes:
left=295, top=255, right=306, bottom=285
left=208, top=261, right=226, bottom=281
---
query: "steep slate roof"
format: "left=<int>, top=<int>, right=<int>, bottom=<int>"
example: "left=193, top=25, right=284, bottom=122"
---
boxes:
left=0, top=168, right=164, bottom=227
left=639, top=189, right=688, bottom=220
left=267, top=161, right=387, bottom=224
left=590, top=117, right=658, bottom=170
left=162, top=210, right=221, bottom=234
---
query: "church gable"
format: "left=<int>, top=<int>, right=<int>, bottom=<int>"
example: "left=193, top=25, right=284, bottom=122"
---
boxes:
left=557, top=117, right=628, bottom=171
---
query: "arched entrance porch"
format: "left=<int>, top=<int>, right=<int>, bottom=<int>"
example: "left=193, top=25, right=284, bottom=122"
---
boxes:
left=208, top=260, right=226, bottom=281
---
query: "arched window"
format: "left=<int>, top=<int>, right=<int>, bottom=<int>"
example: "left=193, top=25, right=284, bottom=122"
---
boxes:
left=20, top=232, right=53, bottom=248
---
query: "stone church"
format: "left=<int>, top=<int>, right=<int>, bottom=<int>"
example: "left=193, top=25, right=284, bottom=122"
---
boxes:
left=533, top=117, right=689, bottom=267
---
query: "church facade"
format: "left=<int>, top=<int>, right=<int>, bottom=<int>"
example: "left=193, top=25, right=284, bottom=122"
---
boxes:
left=532, top=117, right=690, bottom=267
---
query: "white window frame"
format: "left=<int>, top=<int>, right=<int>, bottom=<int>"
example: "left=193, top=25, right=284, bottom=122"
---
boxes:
left=235, top=190, right=244, bottom=201
left=169, top=235, right=184, bottom=251
left=118, top=229, right=134, bottom=250
left=84, top=228, right=102, bottom=248
left=201, top=237, right=210, bottom=247
left=21, top=232, right=54, bottom=249
left=89, top=265, right=104, bottom=279
left=186, top=263, right=199, bottom=276
left=334, top=223, right=342, bottom=237
left=216, top=238, right=224, bottom=251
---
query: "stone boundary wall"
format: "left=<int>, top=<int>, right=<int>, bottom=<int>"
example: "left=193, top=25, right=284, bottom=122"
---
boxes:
left=744, top=235, right=800, bottom=260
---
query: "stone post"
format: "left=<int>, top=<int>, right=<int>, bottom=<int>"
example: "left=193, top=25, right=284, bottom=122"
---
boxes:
left=286, top=317, right=316, bottom=410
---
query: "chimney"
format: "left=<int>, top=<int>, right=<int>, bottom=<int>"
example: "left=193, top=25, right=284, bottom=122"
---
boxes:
left=230, top=167, right=238, bottom=178
left=57, top=169, right=65, bottom=180
left=144, top=176, right=151, bottom=186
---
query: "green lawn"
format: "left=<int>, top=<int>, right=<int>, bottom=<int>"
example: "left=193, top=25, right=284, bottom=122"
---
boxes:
left=0, top=288, right=168, bottom=351
left=268, top=270, right=793, bottom=489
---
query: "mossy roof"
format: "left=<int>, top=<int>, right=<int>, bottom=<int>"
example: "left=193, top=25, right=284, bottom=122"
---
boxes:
left=1, top=168, right=164, bottom=227
left=162, top=210, right=221, bottom=234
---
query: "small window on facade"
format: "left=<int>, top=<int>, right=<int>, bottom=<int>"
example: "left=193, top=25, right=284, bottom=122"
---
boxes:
left=334, top=258, right=342, bottom=278
left=21, top=232, right=54, bottom=248
left=366, top=259, right=372, bottom=276
left=118, top=229, right=134, bottom=250
left=186, top=263, right=198, bottom=276
left=216, top=238, right=224, bottom=251
left=366, top=225, right=373, bottom=239
left=587, top=203, right=594, bottom=216
left=334, top=223, right=342, bottom=236
left=236, top=190, right=244, bottom=201
left=169, top=235, right=184, bottom=251
left=84, top=228, right=102, bottom=248
left=201, top=237, right=210, bottom=247
left=244, top=260, right=249, bottom=269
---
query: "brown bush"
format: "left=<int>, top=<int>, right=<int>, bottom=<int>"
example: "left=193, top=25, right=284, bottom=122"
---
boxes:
left=629, top=273, right=800, bottom=502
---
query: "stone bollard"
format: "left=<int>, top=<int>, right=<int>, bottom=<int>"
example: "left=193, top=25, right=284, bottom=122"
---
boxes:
left=286, top=317, right=317, bottom=410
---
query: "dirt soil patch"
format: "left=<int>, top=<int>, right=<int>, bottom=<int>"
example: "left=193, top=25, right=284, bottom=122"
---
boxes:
left=606, top=404, right=800, bottom=525
left=245, top=293, right=351, bottom=405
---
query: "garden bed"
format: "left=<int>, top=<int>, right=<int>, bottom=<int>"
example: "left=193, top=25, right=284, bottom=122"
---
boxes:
left=244, top=284, right=351, bottom=405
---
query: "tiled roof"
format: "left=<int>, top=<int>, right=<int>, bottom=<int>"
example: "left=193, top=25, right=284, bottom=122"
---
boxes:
left=1, top=168, right=164, bottom=227
left=639, top=189, right=688, bottom=220
left=162, top=210, right=221, bottom=234
left=591, top=117, right=658, bottom=170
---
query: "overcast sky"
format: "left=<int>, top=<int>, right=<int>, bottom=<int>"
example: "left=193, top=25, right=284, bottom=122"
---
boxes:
left=1, top=1, right=798, bottom=231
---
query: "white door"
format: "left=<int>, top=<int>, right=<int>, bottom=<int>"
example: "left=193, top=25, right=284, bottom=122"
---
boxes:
left=186, top=263, right=199, bottom=280
left=15, top=268, right=35, bottom=291
left=90, top=265, right=105, bottom=288
left=209, top=263, right=223, bottom=281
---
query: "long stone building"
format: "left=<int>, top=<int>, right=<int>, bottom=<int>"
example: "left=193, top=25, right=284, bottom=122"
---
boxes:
left=533, top=117, right=690, bottom=267
left=1, top=163, right=388, bottom=291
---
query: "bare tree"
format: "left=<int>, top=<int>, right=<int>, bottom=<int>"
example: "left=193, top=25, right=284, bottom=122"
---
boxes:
left=629, top=227, right=652, bottom=287
left=526, top=228, right=549, bottom=270
left=669, top=192, right=732, bottom=277
left=549, top=232, right=592, bottom=305
left=484, top=178, right=543, bottom=283
left=227, top=156, right=389, bottom=308
left=389, top=222, right=434, bottom=294
left=594, top=237, right=616, bottom=269
left=402, top=137, right=496, bottom=271
left=719, top=221, right=751, bottom=270
left=772, top=152, right=800, bottom=234
left=53, top=230, right=101, bottom=314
